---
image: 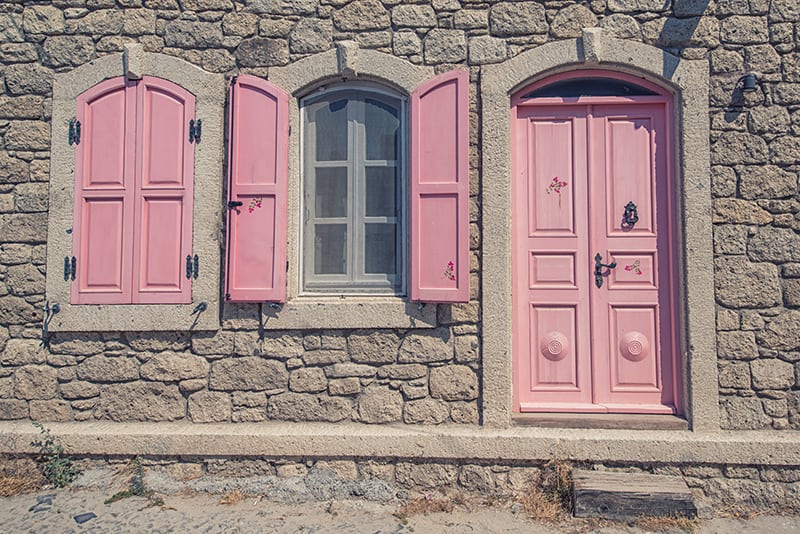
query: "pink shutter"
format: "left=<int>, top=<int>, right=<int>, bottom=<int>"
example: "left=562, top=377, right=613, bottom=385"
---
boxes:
left=72, top=77, right=135, bottom=305
left=131, top=77, right=195, bottom=304
left=410, top=70, right=470, bottom=303
left=225, top=75, right=289, bottom=302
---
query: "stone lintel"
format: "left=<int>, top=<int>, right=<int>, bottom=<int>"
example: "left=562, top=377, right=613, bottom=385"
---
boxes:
left=580, top=27, right=604, bottom=64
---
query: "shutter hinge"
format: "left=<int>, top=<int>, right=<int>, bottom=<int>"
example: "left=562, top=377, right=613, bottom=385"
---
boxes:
left=185, top=254, right=199, bottom=279
left=189, top=119, right=202, bottom=143
left=63, top=256, right=76, bottom=281
left=68, top=118, right=81, bottom=145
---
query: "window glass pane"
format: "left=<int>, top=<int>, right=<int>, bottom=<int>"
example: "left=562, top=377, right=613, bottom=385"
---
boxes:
left=365, top=98, right=399, bottom=161
left=365, top=166, right=396, bottom=217
left=314, top=224, right=347, bottom=274
left=312, top=99, right=348, bottom=161
left=523, top=78, right=658, bottom=98
left=364, top=223, right=396, bottom=275
left=315, top=167, right=347, bottom=218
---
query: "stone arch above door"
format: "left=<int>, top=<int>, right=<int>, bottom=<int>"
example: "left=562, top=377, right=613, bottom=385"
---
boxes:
left=480, top=30, right=717, bottom=431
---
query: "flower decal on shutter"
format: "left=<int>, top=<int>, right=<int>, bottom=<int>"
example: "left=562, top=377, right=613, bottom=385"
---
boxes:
left=248, top=197, right=263, bottom=213
left=444, top=261, right=456, bottom=281
left=546, top=176, right=568, bottom=207
left=624, top=260, right=643, bottom=275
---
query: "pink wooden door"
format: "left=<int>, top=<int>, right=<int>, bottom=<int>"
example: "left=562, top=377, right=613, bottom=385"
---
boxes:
left=513, top=87, right=678, bottom=414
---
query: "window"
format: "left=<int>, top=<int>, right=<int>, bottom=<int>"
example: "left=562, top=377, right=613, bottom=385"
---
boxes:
left=224, top=70, right=470, bottom=308
left=46, top=49, right=224, bottom=332
left=301, top=87, right=404, bottom=293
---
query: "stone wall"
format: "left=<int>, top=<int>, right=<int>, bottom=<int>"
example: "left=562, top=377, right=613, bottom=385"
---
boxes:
left=0, top=0, right=798, bottom=429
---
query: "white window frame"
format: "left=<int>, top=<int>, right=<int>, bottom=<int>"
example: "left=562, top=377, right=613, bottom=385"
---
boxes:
left=299, top=83, right=408, bottom=296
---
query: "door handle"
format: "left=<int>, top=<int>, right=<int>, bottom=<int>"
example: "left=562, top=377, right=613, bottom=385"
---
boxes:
left=594, top=253, right=616, bottom=288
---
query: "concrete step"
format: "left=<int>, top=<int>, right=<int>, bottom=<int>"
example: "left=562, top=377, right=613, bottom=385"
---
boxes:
left=572, top=469, right=697, bottom=520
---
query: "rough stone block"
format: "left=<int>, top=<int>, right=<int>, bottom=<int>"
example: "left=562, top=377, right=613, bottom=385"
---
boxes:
left=711, top=132, right=769, bottom=165
left=30, top=399, right=72, bottom=421
left=140, top=351, right=210, bottom=381
left=720, top=395, right=771, bottom=429
left=357, top=386, right=402, bottom=423
left=739, top=165, right=797, bottom=199
left=348, top=331, right=399, bottom=364
left=4, top=64, right=53, bottom=96
left=551, top=5, right=597, bottom=38
left=489, top=2, right=546, bottom=36
left=430, top=365, right=478, bottom=401
left=717, top=331, right=759, bottom=360
left=748, top=227, right=800, bottom=262
left=188, top=390, right=231, bottom=423
left=468, top=35, right=506, bottom=65
left=333, top=0, right=390, bottom=31
left=403, top=398, right=449, bottom=424
left=424, top=29, right=467, bottom=64
left=14, top=366, right=57, bottom=400
left=718, top=361, right=751, bottom=389
left=41, top=35, right=95, bottom=67
left=395, top=462, right=457, bottom=489
left=59, top=380, right=100, bottom=400
left=0, top=338, right=46, bottom=366
left=757, top=311, right=800, bottom=351
left=398, top=328, right=452, bottom=363
left=267, top=392, right=352, bottom=422
left=165, top=20, right=223, bottom=48
left=392, top=5, right=436, bottom=27
left=751, top=359, right=795, bottom=389
left=289, top=18, right=332, bottom=54
left=23, top=5, right=65, bottom=34
left=191, top=331, right=234, bottom=356
left=99, top=382, right=185, bottom=421
left=209, top=357, right=288, bottom=391
left=721, top=16, right=769, bottom=44
left=289, top=368, right=327, bottom=393
left=4, top=121, right=50, bottom=151
left=715, top=257, right=780, bottom=308
left=0, top=399, right=28, bottom=420
left=324, top=363, right=377, bottom=379
left=328, top=378, right=360, bottom=396
left=77, top=355, right=139, bottom=383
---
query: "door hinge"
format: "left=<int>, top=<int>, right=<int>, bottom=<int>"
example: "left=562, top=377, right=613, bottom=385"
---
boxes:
left=185, top=254, right=199, bottom=280
left=68, top=118, right=81, bottom=145
left=227, top=200, right=243, bottom=209
left=189, top=119, right=202, bottom=144
left=63, top=256, right=76, bottom=281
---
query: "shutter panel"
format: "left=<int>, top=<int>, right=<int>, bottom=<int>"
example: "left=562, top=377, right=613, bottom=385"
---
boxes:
left=409, top=70, right=470, bottom=303
left=225, top=75, right=289, bottom=302
left=131, top=77, right=195, bottom=304
left=72, top=77, right=135, bottom=305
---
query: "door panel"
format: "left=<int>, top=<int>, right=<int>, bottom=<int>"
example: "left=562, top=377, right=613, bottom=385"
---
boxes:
left=513, top=99, right=677, bottom=414
left=513, top=107, right=592, bottom=409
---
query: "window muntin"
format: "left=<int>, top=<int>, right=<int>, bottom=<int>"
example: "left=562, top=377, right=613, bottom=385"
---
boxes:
left=302, top=87, right=404, bottom=293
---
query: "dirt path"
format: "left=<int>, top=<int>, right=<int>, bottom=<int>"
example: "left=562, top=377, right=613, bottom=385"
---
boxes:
left=3, top=486, right=800, bottom=534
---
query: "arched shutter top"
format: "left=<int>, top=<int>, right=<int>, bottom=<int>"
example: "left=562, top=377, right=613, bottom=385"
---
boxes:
left=409, top=70, right=470, bottom=303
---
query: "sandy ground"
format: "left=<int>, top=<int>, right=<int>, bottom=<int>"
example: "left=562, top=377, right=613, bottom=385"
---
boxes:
left=2, top=486, right=800, bottom=534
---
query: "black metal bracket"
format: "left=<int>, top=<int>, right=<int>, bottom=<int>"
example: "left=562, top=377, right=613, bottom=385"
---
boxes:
left=594, top=253, right=617, bottom=288
left=41, top=301, right=61, bottom=348
left=63, top=256, right=76, bottom=281
left=185, top=254, right=199, bottom=279
left=189, top=119, right=202, bottom=143
left=68, top=118, right=81, bottom=145
left=227, top=200, right=243, bottom=209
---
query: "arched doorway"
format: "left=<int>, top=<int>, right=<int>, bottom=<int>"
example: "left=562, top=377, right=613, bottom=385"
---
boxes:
left=511, top=70, right=681, bottom=414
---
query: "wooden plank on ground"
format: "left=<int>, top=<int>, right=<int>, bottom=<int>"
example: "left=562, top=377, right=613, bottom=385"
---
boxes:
left=572, top=469, right=697, bottom=520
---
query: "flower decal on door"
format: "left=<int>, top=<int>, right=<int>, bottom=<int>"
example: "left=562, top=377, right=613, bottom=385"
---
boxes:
left=444, top=261, right=456, bottom=281
left=248, top=197, right=263, bottom=213
left=624, top=260, right=643, bottom=276
left=545, top=176, right=568, bottom=207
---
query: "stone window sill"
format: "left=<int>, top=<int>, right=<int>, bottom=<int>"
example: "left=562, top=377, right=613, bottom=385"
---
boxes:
left=262, top=296, right=437, bottom=330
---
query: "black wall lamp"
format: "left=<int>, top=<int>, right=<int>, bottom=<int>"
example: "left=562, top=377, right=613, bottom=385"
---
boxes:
left=741, top=72, right=758, bottom=93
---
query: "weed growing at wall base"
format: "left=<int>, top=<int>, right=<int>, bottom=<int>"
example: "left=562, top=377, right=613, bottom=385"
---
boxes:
left=31, top=422, right=79, bottom=488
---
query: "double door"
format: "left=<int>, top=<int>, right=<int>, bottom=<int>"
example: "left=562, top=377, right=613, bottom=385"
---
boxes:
left=512, top=99, right=678, bottom=413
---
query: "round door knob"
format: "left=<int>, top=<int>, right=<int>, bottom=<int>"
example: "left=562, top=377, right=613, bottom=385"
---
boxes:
left=540, top=331, right=569, bottom=361
left=620, top=331, right=649, bottom=362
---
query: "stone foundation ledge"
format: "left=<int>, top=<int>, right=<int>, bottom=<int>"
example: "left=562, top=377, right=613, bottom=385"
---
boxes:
left=2, top=421, right=800, bottom=466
